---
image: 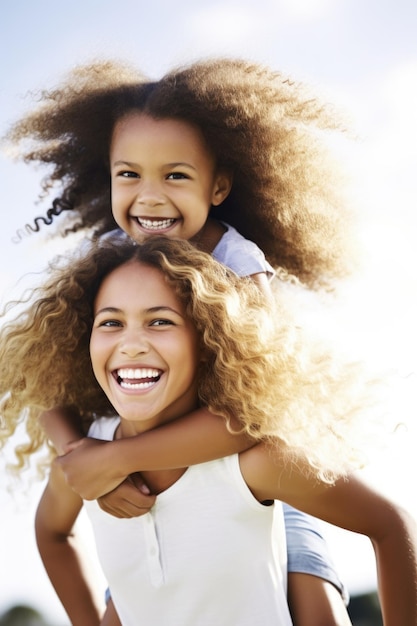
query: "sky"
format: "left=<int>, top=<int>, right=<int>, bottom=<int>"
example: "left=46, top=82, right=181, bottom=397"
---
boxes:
left=1, top=0, right=417, bottom=623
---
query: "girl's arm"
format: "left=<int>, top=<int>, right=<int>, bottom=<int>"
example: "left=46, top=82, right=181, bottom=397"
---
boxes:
left=287, top=575, right=352, bottom=626
left=241, top=441, right=417, bottom=626
left=40, top=406, right=84, bottom=455
left=248, top=271, right=273, bottom=299
left=35, top=464, right=105, bottom=626
left=284, top=504, right=352, bottom=625
left=100, top=598, right=122, bottom=626
left=45, top=407, right=254, bottom=500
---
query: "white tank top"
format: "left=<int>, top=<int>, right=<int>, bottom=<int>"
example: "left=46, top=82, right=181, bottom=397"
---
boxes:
left=85, top=417, right=292, bottom=626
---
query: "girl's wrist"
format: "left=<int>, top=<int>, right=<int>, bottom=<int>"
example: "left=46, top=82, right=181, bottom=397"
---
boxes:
left=108, top=437, right=142, bottom=476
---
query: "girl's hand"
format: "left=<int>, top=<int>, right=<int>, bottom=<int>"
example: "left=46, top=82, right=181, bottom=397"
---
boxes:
left=55, top=437, right=129, bottom=499
left=97, top=473, right=156, bottom=518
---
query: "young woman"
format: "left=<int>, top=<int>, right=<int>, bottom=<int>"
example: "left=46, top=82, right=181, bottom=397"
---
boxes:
left=1, top=236, right=416, bottom=625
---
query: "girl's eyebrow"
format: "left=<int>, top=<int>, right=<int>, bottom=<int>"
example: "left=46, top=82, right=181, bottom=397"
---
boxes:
left=112, top=159, right=197, bottom=171
left=112, top=160, right=139, bottom=169
left=165, top=162, right=197, bottom=171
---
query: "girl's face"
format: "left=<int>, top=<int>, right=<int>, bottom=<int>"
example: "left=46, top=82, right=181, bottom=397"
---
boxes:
left=110, top=113, right=231, bottom=243
left=90, top=260, right=201, bottom=435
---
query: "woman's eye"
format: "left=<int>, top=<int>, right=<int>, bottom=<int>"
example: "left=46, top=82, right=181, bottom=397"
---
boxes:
left=98, top=319, right=122, bottom=328
left=150, top=319, right=174, bottom=327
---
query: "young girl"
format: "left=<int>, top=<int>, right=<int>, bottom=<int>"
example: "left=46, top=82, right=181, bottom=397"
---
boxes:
left=6, top=57, right=355, bottom=287
left=4, top=58, right=362, bottom=622
left=0, top=236, right=416, bottom=626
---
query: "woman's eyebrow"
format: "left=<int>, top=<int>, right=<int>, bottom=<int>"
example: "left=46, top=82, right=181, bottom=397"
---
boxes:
left=146, top=306, right=184, bottom=317
left=94, top=305, right=184, bottom=317
left=94, top=306, right=122, bottom=316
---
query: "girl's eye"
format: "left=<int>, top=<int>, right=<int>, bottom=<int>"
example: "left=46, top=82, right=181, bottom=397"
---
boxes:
left=166, top=172, right=188, bottom=180
left=117, top=171, right=139, bottom=179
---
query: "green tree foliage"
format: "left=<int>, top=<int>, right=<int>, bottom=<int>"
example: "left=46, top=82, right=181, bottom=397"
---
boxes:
left=0, top=604, right=50, bottom=626
left=348, top=591, right=383, bottom=626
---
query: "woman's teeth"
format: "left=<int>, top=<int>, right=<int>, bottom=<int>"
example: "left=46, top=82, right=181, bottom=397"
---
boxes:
left=117, top=368, right=161, bottom=389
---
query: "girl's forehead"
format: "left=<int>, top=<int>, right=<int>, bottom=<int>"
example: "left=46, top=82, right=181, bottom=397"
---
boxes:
left=115, top=112, right=197, bottom=133
left=111, top=113, right=211, bottom=154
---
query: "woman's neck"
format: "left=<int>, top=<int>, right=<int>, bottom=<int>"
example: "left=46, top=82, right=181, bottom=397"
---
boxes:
left=114, top=418, right=189, bottom=495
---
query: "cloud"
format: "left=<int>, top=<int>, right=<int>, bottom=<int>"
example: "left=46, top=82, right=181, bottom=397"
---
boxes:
left=279, top=0, right=337, bottom=20
left=186, top=3, right=263, bottom=48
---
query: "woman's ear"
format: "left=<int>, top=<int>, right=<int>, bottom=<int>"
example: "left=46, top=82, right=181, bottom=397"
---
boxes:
left=211, top=170, right=233, bottom=206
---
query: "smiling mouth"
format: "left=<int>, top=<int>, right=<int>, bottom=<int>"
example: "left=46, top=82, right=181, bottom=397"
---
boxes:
left=136, top=217, right=176, bottom=231
left=116, top=368, right=162, bottom=389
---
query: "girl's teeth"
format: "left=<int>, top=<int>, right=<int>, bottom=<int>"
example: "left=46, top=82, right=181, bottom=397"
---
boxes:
left=138, top=218, right=175, bottom=230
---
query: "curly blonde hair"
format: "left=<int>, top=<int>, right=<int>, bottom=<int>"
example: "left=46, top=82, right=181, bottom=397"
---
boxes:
left=0, top=235, right=376, bottom=482
left=5, top=58, right=357, bottom=288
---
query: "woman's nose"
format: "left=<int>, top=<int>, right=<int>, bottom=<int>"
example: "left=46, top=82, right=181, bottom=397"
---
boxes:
left=119, top=330, right=150, bottom=357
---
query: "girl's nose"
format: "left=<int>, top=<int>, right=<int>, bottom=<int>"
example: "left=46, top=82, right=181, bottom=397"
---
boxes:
left=136, top=180, right=165, bottom=208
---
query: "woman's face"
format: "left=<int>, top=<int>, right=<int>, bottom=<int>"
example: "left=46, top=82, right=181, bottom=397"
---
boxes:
left=110, top=113, right=231, bottom=243
left=90, top=260, right=201, bottom=434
